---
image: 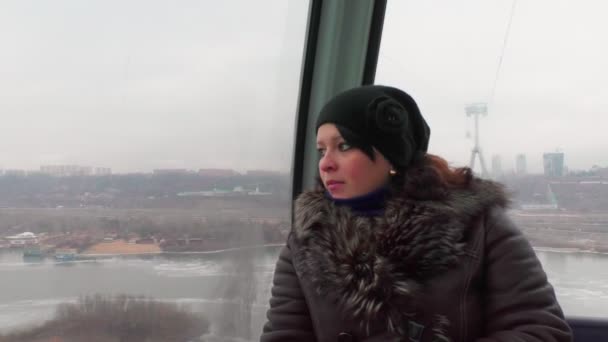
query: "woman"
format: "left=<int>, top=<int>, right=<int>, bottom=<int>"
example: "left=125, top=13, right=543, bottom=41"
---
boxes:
left=261, top=85, right=572, bottom=342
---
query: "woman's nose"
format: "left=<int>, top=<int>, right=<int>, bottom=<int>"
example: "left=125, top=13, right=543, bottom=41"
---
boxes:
left=319, top=153, right=337, bottom=172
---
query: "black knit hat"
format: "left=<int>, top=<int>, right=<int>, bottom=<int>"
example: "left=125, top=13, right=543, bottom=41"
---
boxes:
left=316, top=85, right=430, bottom=171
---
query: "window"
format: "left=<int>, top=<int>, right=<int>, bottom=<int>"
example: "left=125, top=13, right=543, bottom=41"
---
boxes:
left=0, top=1, right=309, bottom=340
left=376, top=0, right=608, bottom=317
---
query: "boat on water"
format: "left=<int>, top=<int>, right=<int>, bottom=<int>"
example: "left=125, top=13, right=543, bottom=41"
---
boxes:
left=54, top=249, right=78, bottom=262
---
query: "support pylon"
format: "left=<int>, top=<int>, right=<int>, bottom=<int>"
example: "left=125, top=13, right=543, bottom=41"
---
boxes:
left=465, top=103, right=489, bottom=177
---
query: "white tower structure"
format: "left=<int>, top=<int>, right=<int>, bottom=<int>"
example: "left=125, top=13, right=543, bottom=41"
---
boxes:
left=465, top=103, right=489, bottom=177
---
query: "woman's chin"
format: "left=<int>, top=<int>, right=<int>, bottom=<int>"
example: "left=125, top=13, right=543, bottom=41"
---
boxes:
left=328, top=189, right=351, bottom=199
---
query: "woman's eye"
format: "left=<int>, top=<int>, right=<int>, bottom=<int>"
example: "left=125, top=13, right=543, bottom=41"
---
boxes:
left=317, top=148, right=326, bottom=157
left=338, top=142, right=352, bottom=151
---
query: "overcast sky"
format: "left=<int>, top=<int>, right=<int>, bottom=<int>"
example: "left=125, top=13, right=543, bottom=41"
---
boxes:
left=0, top=0, right=606, bottom=174
left=0, top=0, right=307, bottom=173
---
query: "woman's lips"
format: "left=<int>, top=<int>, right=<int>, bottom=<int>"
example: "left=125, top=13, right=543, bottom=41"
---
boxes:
left=326, top=180, right=344, bottom=192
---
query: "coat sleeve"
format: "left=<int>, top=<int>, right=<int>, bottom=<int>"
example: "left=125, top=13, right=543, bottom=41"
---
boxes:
left=475, top=208, right=572, bottom=342
left=260, top=242, right=317, bottom=342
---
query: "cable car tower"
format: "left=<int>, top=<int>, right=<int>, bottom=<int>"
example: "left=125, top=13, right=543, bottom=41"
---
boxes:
left=466, top=103, right=489, bottom=177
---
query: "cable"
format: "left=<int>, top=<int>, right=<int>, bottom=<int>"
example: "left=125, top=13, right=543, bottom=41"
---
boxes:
left=489, top=0, right=517, bottom=106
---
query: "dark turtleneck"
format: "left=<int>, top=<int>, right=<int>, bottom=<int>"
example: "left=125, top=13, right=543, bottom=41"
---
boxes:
left=325, top=185, right=389, bottom=217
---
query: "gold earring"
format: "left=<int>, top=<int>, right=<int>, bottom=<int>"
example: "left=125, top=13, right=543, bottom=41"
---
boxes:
left=389, top=169, right=397, bottom=176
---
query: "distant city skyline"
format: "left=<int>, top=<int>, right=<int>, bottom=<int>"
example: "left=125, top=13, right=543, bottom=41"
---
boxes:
left=0, top=164, right=290, bottom=175
left=0, top=151, right=605, bottom=176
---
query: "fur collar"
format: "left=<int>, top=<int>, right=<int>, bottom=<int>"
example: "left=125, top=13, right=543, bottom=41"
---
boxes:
left=291, top=179, right=508, bottom=336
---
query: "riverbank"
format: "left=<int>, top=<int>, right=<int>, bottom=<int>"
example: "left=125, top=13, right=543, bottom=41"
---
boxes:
left=533, top=246, right=608, bottom=256
left=77, top=243, right=284, bottom=259
left=81, top=240, right=161, bottom=255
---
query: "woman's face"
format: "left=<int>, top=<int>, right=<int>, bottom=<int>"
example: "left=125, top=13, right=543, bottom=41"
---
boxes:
left=316, top=123, right=392, bottom=199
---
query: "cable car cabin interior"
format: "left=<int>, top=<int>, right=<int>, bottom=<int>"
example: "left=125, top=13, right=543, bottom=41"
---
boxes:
left=0, top=0, right=607, bottom=341
left=293, top=1, right=608, bottom=341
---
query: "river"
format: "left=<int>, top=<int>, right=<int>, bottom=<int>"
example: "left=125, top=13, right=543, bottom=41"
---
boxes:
left=0, top=246, right=606, bottom=340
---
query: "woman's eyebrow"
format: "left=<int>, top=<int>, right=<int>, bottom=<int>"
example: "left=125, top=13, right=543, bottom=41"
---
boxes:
left=317, top=135, right=343, bottom=145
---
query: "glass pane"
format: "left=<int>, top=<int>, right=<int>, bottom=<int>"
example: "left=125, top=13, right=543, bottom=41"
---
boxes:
left=377, top=0, right=608, bottom=317
left=0, top=1, right=309, bottom=340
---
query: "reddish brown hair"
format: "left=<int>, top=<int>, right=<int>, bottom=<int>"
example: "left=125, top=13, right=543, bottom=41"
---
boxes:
left=393, top=154, right=473, bottom=200
left=425, top=154, right=472, bottom=188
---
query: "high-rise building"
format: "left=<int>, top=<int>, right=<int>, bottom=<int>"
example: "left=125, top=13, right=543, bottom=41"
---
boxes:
left=40, top=165, right=92, bottom=176
left=543, top=152, right=565, bottom=177
left=95, top=167, right=112, bottom=175
left=4, top=169, right=26, bottom=176
left=491, top=155, right=503, bottom=177
left=516, top=154, right=527, bottom=175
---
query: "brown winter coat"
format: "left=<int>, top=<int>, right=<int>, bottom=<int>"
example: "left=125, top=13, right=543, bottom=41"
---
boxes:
left=261, top=179, right=572, bottom=342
